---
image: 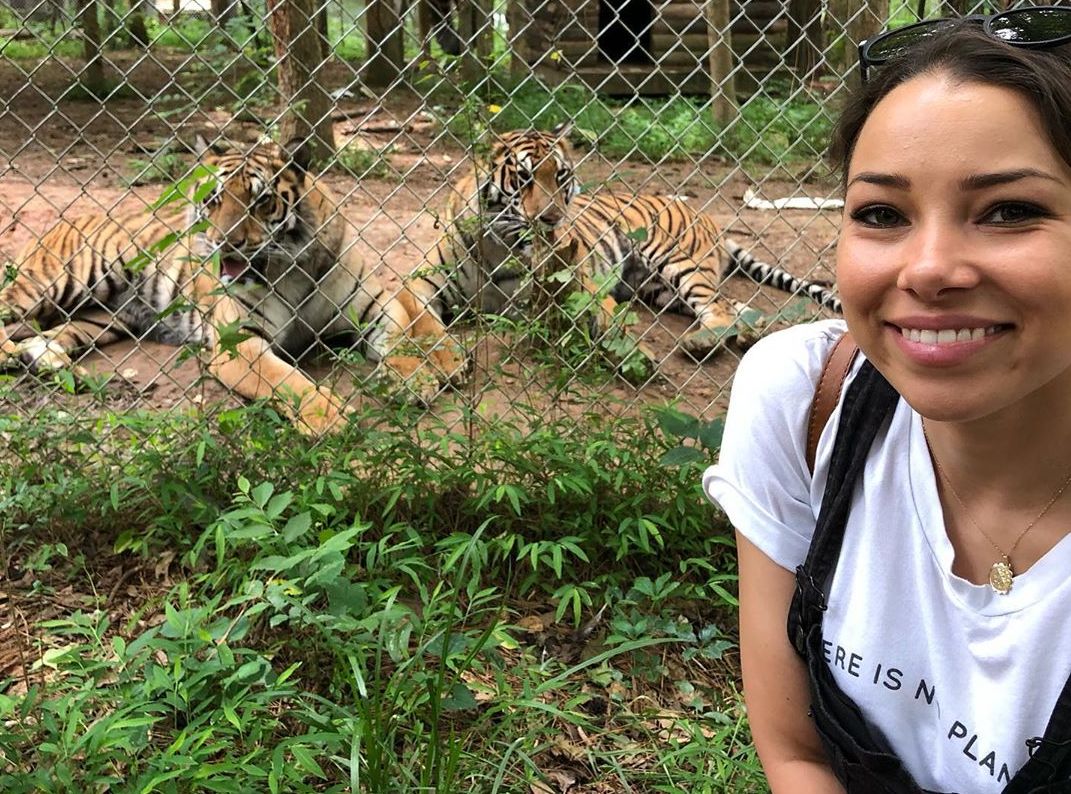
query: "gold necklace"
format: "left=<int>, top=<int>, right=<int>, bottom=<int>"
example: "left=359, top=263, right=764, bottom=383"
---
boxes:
left=922, top=423, right=1071, bottom=595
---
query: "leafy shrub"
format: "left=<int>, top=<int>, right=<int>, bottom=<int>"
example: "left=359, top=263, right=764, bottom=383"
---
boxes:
left=0, top=395, right=759, bottom=790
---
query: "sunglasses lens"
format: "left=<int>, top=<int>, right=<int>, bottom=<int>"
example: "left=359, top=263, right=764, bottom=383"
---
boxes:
left=990, top=8, right=1071, bottom=44
left=865, top=20, right=952, bottom=64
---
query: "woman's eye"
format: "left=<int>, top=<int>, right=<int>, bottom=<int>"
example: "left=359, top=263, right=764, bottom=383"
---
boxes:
left=850, top=205, right=904, bottom=228
left=981, top=202, right=1046, bottom=225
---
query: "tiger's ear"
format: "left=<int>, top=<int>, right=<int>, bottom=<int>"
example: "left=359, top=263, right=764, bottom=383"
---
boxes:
left=192, top=133, right=226, bottom=158
left=551, top=121, right=574, bottom=141
left=281, top=136, right=313, bottom=177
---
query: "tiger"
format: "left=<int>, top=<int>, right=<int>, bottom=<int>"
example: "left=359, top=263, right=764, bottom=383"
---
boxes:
left=406, top=125, right=841, bottom=362
left=0, top=138, right=466, bottom=434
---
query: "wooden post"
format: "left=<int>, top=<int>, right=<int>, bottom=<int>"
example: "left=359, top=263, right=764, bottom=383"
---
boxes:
left=210, top=0, right=235, bottom=26
left=127, top=0, right=151, bottom=47
left=829, top=0, right=888, bottom=79
left=705, top=0, right=735, bottom=127
left=785, top=0, right=824, bottom=77
left=417, top=0, right=434, bottom=59
left=77, top=0, right=106, bottom=95
left=456, top=0, right=493, bottom=82
left=851, top=0, right=888, bottom=66
left=506, top=0, right=529, bottom=75
left=364, top=0, right=405, bottom=87
left=268, top=0, right=335, bottom=164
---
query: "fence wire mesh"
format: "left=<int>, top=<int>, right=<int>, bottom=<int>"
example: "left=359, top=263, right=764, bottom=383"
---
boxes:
left=0, top=0, right=1037, bottom=443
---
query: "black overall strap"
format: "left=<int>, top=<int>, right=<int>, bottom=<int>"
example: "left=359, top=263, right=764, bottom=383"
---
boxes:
left=789, top=360, right=900, bottom=654
left=1005, top=679, right=1071, bottom=791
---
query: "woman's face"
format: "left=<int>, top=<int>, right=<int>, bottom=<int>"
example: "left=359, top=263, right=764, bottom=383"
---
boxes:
left=837, top=72, right=1071, bottom=423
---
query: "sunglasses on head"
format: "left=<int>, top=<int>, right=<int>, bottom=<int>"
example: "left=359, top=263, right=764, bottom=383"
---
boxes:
left=859, top=5, right=1071, bottom=83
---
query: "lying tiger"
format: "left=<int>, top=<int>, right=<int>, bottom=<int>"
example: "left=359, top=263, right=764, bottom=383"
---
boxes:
left=407, top=125, right=841, bottom=361
left=0, top=138, right=466, bottom=433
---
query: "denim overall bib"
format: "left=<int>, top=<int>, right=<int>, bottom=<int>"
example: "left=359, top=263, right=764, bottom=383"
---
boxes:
left=785, top=360, right=1071, bottom=793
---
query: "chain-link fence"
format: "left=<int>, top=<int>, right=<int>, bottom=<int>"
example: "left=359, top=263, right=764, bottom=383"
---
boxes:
left=0, top=0, right=1037, bottom=438
left=3, top=1, right=1063, bottom=789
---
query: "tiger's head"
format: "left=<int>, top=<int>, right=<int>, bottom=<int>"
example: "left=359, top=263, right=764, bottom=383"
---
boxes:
left=480, top=124, right=579, bottom=236
left=191, top=137, right=318, bottom=284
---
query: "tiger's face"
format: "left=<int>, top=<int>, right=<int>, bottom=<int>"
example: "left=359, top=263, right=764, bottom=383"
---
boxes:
left=193, top=140, right=313, bottom=284
left=481, top=128, right=578, bottom=235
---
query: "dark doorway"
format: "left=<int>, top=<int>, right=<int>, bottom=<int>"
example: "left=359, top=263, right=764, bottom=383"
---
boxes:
left=598, top=0, right=653, bottom=64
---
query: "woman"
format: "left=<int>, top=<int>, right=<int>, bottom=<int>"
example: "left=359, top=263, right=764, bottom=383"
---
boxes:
left=704, top=9, right=1071, bottom=793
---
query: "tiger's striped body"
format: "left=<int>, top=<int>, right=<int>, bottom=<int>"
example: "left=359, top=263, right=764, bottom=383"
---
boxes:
left=1, top=140, right=464, bottom=432
left=408, top=128, right=840, bottom=361
left=564, top=192, right=842, bottom=355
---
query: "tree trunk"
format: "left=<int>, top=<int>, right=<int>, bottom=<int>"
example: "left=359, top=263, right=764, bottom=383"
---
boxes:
left=456, top=0, right=493, bottom=82
left=314, top=0, right=330, bottom=64
left=127, top=12, right=149, bottom=46
left=830, top=0, right=888, bottom=78
left=505, top=0, right=527, bottom=74
left=77, top=0, right=106, bottom=95
left=102, top=0, right=120, bottom=43
left=127, top=0, right=154, bottom=47
left=211, top=0, right=236, bottom=26
left=851, top=0, right=889, bottom=60
left=705, top=0, right=734, bottom=127
left=785, top=0, right=824, bottom=78
left=268, top=0, right=335, bottom=164
left=364, top=0, right=404, bottom=87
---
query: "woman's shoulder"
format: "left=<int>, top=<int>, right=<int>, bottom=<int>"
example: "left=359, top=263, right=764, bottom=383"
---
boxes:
left=704, top=320, right=850, bottom=571
left=732, top=319, right=849, bottom=403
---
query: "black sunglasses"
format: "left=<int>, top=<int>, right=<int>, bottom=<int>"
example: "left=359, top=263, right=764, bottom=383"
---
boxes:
left=859, top=5, right=1071, bottom=83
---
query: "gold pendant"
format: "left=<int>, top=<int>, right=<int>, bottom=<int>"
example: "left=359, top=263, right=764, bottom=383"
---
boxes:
left=989, top=556, right=1014, bottom=595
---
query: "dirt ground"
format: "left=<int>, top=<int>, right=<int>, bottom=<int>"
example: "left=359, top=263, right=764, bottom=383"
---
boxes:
left=0, top=50, right=844, bottom=424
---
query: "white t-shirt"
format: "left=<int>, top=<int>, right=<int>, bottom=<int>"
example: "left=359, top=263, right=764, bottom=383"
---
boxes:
left=703, top=319, right=1071, bottom=792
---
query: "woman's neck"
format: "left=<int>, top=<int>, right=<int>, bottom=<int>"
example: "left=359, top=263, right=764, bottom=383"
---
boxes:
left=923, top=368, right=1071, bottom=509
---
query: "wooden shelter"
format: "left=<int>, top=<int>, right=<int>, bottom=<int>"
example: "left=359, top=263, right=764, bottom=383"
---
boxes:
left=510, top=0, right=785, bottom=95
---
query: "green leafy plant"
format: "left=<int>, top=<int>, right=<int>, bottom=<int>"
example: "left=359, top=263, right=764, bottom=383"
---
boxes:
left=0, top=396, right=759, bottom=791
left=334, top=143, right=393, bottom=179
left=123, top=150, right=188, bottom=186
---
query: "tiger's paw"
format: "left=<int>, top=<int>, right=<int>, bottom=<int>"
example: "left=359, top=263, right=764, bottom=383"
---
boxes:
left=428, top=334, right=471, bottom=386
left=0, top=338, right=18, bottom=368
left=679, top=327, right=736, bottom=361
left=0, top=336, right=91, bottom=379
left=295, top=386, right=355, bottom=437
left=377, top=354, right=454, bottom=406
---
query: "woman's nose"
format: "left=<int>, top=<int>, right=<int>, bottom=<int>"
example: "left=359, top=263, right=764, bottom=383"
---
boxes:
left=895, top=222, right=980, bottom=300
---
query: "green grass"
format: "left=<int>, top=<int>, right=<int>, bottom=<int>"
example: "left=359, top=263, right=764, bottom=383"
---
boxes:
left=0, top=28, right=83, bottom=59
left=437, top=73, right=834, bottom=166
left=0, top=394, right=762, bottom=791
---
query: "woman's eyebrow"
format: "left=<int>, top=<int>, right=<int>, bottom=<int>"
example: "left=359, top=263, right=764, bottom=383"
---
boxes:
left=846, top=172, right=910, bottom=189
left=959, top=168, right=1062, bottom=191
left=846, top=168, right=1063, bottom=191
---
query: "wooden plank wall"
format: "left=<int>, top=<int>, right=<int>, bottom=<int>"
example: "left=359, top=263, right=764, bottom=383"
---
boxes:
left=548, top=0, right=786, bottom=77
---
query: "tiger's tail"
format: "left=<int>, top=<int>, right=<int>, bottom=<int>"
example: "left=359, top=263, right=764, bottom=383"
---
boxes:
left=722, top=239, right=842, bottom=314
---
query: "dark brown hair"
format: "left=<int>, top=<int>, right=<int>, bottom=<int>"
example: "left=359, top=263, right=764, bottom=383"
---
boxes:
left=829, top=22, right=1071, bottom=184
